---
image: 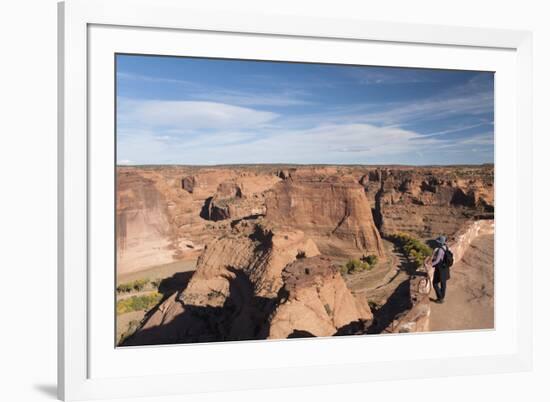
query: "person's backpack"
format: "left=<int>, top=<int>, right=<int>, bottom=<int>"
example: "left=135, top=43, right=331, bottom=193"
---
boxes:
left=442, top=246, right=454, bottom=269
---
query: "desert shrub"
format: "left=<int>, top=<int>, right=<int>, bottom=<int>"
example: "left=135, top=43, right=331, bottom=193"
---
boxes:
left=116, top=279, right=151, bottom=294
left=296, top=250, right=306, bottom=259
left=365, top=254, right=378, bottom=266
left=341, top=259, right=372, bottom=275
left=116, top=283, right=133, bottom=293
left=389, top=232, right=432, bottom=268
left=132, top=278, right=149, bottom=292
left=150, top=278, right=162, bottom=290
left=116, top=292, right=162, bottom=315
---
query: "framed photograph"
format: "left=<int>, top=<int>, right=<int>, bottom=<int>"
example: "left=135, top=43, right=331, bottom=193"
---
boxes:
left=58, top=0, right=533, bottom=400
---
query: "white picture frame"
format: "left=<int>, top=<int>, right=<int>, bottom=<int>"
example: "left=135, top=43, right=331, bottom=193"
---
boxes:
left=58, top=0, right=533, bottom=400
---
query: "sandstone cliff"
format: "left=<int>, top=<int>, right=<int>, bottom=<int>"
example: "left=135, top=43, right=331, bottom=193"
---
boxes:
left=117, top=171, right=177, bottom=274
left=117, top=167, right=281, bottom=274
left=360, top=166, right=493, bottom=238
left=117, top=165, right=493, bottom=274
left=265, top=178, right=385, bottom=259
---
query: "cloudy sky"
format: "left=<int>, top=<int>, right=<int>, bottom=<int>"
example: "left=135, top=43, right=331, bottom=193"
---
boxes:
left=116, top=54, right=494, bottom=166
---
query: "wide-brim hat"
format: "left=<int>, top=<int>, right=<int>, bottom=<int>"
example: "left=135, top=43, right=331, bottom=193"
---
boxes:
left=436, top=235, right=447, bottom=245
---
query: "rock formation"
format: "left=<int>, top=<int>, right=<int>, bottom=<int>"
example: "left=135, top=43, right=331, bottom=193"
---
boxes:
left=268, top=256, right=372, bottom=339
left=265, top=178, right=385, bottom=259
left=117, top=165, right=493, bottom=274
left=182, top=220, right=321, bottom=305
left=124, top=226, right=374, bottom=344
left=116, top=171, right=176, bottom=274
left=123, top=219, right=321, bottom=345
left=360, top=166, right=494, bottom=238
left=202, top=181, right=268, bottom=222
left=117, top=164, right=494, bottom=344
left=117, top=167, right=281, bottom=274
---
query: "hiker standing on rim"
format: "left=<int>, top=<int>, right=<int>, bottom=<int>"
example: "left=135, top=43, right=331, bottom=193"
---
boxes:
left=431, top=235, right=453, bottom=304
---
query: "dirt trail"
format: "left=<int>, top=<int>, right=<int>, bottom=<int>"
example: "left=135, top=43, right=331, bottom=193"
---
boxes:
left=430, top=233, right=494, bottom=331
left=117, top=258, right=196, bottom=284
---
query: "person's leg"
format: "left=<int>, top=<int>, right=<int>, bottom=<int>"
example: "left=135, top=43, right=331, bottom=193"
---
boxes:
left=433, top=269, right=442, bottom=300
left=439, top=268, right=448, bottom=300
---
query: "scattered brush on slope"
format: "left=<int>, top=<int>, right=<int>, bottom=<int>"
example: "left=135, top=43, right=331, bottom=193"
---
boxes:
left=389, top=232, right=432, bottom=268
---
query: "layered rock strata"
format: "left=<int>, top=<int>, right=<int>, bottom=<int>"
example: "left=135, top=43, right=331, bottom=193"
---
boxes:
left=265, top=178, right=385, bottom=259
left=360, top=166, right=494, bottom=238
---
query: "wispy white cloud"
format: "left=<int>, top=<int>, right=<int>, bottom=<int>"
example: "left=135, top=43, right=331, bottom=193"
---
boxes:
left=117, top=71, right=313, bottom=107
left=347, top=67, right=438, bottom=85
left=192, top=89, right=313, bottom=107
left=118, top=98, right=278, bottom=130
left=455, top=132, right=494, bottom=146
left=116, top=72, right=494, bottom=165
left=117, top=72, right=196, bottom=87
left=422, top=122, right=492, bottom=137
left=117, top=122, right=448, bottom=165
left=358, top=92, right=493, bottom=126
left=267, top=76, right=493, bottom=131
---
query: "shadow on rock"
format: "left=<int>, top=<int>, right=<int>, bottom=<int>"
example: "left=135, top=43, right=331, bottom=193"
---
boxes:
left=199, top=196, right=213, bottom=219
left=287, top=329, right=316, bottom=338
left=158, top=271, right=194, bottom=299
left=334, top=320, right=369, bottom=336
left=366, top=279, right=412, bottom=334
left=121, top=267, right=279, bottom=346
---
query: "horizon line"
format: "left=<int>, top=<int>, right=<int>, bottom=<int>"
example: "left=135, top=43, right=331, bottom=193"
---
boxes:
left=116, top=162, right=494, bottom=168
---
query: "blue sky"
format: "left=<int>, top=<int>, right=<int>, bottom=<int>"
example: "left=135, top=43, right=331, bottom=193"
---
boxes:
left=116, top=54, right=494, bottom=166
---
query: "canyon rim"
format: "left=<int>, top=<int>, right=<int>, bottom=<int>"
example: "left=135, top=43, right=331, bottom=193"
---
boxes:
left=115, top=55, right=495, bottom=346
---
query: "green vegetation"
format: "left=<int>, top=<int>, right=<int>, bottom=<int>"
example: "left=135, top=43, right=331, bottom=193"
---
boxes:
left=116, top=279, right=151, bottom=294
left=389, top=232, right=433, bottom=268
left=339, top=254, right=379, bottom=275
left=341, top=258, right=369, bottom=275
left=116, top=292, right=162, bottom=315
left=365, top=254, right=378, bottom=266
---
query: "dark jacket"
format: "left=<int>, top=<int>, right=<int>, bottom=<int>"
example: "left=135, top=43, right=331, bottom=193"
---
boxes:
left=432, top=246, right=451, bottom=279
